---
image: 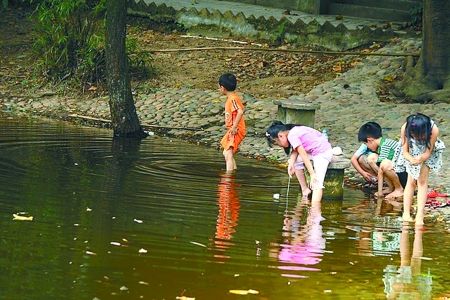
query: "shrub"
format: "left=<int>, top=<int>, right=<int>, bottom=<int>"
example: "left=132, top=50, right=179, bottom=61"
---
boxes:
left=32, top=0, right=154, bottom=87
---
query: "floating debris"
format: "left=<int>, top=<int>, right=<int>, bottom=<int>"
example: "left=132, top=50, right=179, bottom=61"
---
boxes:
left=133, top=219, right=143, bottom=224
left=110, top=242, right=121, bottom=246
left=138, top=248, right=148, bottom=254
left=190, top=241, right=207, bottom=248
left=229, top=289, right=259, bottom=295
left=273, top=193, right=280, bottom=200
left=86, top=251, right=96, bottom=256
left=176, top=296, right=195, bottom=300
left=12, top=213, right=33, bottom=221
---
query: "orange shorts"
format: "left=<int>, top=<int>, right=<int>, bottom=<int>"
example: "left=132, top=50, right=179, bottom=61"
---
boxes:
left=220, top=129, right=245, bottom=154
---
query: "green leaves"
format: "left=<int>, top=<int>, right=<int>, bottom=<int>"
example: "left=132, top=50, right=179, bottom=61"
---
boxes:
left=32, top=0, right=106, bottom=83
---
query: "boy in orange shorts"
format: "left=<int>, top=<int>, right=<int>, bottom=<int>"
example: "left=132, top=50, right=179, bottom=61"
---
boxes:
left=218, top=73, right=246, bottom=171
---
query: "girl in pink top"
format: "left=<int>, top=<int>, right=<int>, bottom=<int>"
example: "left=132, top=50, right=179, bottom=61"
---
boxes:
left=266, top=121, right=332, bottom=202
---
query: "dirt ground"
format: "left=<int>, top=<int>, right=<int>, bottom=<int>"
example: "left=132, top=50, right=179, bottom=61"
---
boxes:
left=0, top=8, right=370, bottom=101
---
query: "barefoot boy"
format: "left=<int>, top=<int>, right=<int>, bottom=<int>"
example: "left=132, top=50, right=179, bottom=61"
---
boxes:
left=358, top=122, right=406, bottom=199
left=218, top=73, right=246, bottom=172
left=351, top=122, right=380, bottom=185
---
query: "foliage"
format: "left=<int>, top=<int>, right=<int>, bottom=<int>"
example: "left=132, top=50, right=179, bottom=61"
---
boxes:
left=5, top=0, right=35, bottom=8
left=408, top=3, right=423, bottom=31
left=32, top=0, right=105, bottom=83
left=32, top=0, right=154, bottom=88
left=127, top=37, right=156, bottom=80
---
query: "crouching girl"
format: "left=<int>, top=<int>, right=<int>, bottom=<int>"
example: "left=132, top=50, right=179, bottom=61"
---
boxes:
left=266, top=121, right=332, bottom=202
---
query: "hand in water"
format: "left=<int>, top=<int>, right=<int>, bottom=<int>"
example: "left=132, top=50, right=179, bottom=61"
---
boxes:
left=287, top=163, right=295, bottom=177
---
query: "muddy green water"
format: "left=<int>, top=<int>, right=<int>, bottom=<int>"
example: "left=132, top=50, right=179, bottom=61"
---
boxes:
left=0, top=116, right=448, bottom=300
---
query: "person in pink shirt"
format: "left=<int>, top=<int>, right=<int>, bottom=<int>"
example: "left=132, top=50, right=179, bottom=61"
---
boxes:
left=265, top=121, right=332, bottom=202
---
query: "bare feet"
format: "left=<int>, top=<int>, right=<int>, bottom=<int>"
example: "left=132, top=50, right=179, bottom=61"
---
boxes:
left=415, top=214, right=424, bottom=227
left=374, top=187, right=393, bottom=197
left=402, top=214, right=414, bottom=222
left=301, top=188, right=311, bottom=200
left=385, top=189, right=404, bottom=199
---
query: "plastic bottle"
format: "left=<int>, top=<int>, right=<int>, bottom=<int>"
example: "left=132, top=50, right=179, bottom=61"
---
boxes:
left=321, top=128, right=328, bottom=140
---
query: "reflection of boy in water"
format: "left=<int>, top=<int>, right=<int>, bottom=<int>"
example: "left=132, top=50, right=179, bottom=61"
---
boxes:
left=278, top=198, right=325, bottom=267
left=215, top=173, right=240, bottom=245
left=383, top=227, right=432, bottom=299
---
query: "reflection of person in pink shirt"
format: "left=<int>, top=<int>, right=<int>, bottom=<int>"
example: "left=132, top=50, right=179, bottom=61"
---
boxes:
left=278, top=199, right=325, bottom=272
left=214, top=172, right=240, bottom=257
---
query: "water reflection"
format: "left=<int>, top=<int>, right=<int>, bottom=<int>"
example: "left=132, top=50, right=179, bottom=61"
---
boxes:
left=214, top=172, right=240, bottom=259
left=275, top=198, right=325, bottom=277
left=1, top=116, right=449, bottom=299
left=345, top=197, right=403, bottom=257
left=383, top=227, right=432, bottom=299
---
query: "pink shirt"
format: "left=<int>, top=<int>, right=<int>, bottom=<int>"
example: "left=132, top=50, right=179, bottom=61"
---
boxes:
left=287, top=126, right=331, bottom=156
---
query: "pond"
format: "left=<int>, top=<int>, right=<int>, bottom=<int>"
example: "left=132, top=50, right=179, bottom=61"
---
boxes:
left=0, top=115, right=448, bottom=299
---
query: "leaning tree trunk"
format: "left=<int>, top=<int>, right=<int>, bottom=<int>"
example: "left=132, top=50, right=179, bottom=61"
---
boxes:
left=400, top=0, right=450, bottom=103
left=105, top=0, right=146, bottom=137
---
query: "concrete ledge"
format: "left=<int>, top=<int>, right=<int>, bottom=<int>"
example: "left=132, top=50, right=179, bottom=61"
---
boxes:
left=129, top=0, right=403, bottom=51
left=273, top=98, right=319, bottom=128
left=324, top=155, right=350, bottom=199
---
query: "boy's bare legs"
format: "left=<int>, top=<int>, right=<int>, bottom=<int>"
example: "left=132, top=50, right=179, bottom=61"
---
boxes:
left=223, top=148, right=236, bottom=171
left=402, top=174, right=416, bottom=222
left=361, top=153, right=379, bottom=177
left=415, top=165, right=429, bottom=226
left=295, top=169, right=311, bottom=199
left=378, top=160, right=403, bottom=199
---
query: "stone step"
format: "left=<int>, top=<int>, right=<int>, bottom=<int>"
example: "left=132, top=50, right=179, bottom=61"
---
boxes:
left=331, top=0, right=420, bottom=11
left=328, top=3, right=411, bottom=22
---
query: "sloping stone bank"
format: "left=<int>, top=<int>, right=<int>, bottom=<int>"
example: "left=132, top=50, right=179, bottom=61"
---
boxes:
left=1, top=38, right=449, bottom=194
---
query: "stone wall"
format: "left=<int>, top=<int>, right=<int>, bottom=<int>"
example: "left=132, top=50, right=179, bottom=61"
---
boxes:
left=129, top=0, right=400, bottom=51
left=216, top=0, right=328, bottom=14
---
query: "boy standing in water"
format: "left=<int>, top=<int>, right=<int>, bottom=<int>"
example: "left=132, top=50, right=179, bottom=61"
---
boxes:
left=218, top=73, right=246, bottom=172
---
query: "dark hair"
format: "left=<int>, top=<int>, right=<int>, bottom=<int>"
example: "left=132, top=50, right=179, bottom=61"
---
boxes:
left=358, top=122, right=382, bottom=142
left=265, top=121, right=297, bottom=154
left=405, top=113, right=432, bottom=149
left=218, top=73, right=237, bottom=91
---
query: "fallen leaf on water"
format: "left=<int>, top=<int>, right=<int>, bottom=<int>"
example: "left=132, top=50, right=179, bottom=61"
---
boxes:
left=229, top=289, right=259, bottom=295
left=13, top=213, right=33, bottom=221
left=190, top=241, right=207, bottom=248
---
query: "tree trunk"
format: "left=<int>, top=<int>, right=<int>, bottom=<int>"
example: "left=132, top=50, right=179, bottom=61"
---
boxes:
left=400, top=0, right=450, bottom=103
left=105, top=0, right=146, bottom=138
